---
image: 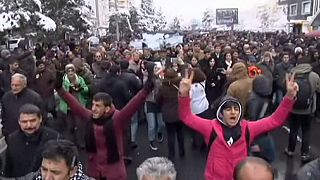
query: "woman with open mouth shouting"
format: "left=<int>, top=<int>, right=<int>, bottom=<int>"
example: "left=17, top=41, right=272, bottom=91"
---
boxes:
left=178, top=69, right=299, bottom=180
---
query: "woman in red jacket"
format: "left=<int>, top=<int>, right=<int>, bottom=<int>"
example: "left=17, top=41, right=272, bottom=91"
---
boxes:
left=178, top=71, right=299, bottom=180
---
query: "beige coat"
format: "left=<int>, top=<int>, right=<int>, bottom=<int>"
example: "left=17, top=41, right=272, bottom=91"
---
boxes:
left=227, top=63, right=253, bottom=115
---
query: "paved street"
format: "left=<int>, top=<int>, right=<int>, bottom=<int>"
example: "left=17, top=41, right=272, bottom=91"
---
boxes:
left=126, top=120, right=320, bottom=180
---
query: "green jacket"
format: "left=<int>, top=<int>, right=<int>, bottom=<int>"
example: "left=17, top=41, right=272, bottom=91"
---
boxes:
left=58, top=74, right=89, bottom=114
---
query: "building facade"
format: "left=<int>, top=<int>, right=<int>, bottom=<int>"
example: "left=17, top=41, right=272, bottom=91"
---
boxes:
left=278, top=0, right=313, bottom=20
left=278, top=0, right=314, bottom=33
left=109, top=0, right=130, bottom=11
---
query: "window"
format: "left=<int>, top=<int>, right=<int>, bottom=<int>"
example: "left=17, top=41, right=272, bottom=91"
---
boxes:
left=289, top=3, right=298, bottom=16
left=301, top=1, right=311, bottom=15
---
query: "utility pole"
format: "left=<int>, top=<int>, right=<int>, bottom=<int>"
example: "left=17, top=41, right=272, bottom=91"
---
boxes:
left=114, top=0, right=120, bottom=41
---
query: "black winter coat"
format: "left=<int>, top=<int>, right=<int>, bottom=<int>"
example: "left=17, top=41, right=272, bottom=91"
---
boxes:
left=247, top=75, right=272, bottom=120
left=274, top=62, right=293, bottom=91
left=1, top=88, right=43, bottom=137
left=5, top=127, right=60, bottom=177
left=247, top=93, right=270, bottom=120
left=99, top=74, right=131, bottom=109
left=204, top=67, right=223, bottom=105
left=312, top=61, right=320, bottom=76
left=120, top=70, right=142, bottom=97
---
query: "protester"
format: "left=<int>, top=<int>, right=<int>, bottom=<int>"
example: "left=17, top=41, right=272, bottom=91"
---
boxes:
left=285, top=56, right=320, bottom=162
left=3, top=30, right=320, bottom=180
left=136, top=157, right=176, bottom=180
left=178, top=69, right=298, bottom=179
left=33, top=60, right=56, bottom=118
left=227, top=62, right=253, bottom=115
left=247, top=75, right=275, bottom=163
left=274, top=52, right=294, bottom=105
left=55, top=67, right=155, bottom=179
left=1, top=73, right=43, bottom=137
left=157, top=68, right=185, bottom=160
left=37, top=140, right=91, bottom=180
left=234, top=157, right=275, bottom=180
left=4, top=104, right=60, bottom=177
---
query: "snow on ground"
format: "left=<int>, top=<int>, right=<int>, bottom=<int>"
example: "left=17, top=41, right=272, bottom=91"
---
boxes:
left=35, top=12, right=56, bottom=31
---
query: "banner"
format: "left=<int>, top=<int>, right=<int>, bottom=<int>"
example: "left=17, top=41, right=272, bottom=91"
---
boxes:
left=216, top=8, right=238, bottom=25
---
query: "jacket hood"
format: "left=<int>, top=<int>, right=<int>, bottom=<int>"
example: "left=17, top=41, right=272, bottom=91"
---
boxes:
left=252, top=75, right=272, bottom=96
left=292, top=64, right=313, bottom=74
left=35, top=162, right=90, bottom=180
left=216, top=96, right=242, bottom=126
left=231, top=62, right=249, bottom=80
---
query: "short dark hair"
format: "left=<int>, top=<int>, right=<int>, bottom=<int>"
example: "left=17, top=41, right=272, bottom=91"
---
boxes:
left=109, top=64, right=121, bottom=75
left=19, top=104, right=41, bottom=118
left=118, top=60, right=129, bottom=70
left=93, top=92, right=113, bottom=107
left=42, top=140, right=79, bottom=169
left=234, top=157, right=275, bottom=180
left=214, top=43, right=221, bottom=48
left=191, top=68, right=206, bottom=83
left=281, top=52, right=290, bottom=58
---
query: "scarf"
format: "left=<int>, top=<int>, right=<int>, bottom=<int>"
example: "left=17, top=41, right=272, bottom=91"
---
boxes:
left=282, top=62, right=291, bottom=70
left=35, top=162, right=90, bottom=180
left=222, top=124, right=242, bottom=146
left=84, top=107, right=120, bottom=164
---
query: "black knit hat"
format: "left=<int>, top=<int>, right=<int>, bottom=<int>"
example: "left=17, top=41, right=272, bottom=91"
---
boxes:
left=221, top=101, right=240, bottom=111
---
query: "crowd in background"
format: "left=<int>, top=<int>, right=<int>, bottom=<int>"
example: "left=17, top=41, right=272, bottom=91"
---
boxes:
left=0, top=30, right=320, bottom=179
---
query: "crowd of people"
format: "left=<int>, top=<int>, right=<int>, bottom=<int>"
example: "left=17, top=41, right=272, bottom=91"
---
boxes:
left=0, top=30, right=320, bottom=179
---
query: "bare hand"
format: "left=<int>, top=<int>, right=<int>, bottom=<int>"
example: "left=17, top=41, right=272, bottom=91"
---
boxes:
left=286, top=72, right=299, bottom=99
left=179, top=69, right=194, bottom=97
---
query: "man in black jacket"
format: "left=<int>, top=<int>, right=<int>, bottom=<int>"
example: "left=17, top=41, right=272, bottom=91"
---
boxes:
left=98, top=64, right=131, bottom=110
left=4, top=104, right=60, bottom=178
left=1, top=73, right=43, bottom=137
left=119, top=60, right=142, bottom=98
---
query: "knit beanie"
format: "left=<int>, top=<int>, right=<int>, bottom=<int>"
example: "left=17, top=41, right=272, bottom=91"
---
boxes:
left=65, top=64, right=76, bottom=72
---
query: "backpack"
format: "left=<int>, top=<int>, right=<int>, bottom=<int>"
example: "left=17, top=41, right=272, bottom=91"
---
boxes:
left=294, top=73, right=313, bottom=110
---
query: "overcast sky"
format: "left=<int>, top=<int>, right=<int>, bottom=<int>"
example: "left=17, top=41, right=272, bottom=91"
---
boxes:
left=153, top=0, right=269, bottom=22
left=86, top=0, right=271, bottom=23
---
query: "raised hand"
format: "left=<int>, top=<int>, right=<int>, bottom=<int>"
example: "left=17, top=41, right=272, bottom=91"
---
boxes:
left=179, top=69, right=194, bottom=97
left=286, top=72, right=299, bottom=99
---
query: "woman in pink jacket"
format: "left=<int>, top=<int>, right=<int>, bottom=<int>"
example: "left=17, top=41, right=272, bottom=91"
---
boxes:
left=178, top=71, right=299, bottom=180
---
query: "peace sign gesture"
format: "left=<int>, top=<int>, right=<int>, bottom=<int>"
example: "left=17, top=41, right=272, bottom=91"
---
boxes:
left=286, top=72, right=299, bottom=99
left=179, top=69, right=194, bottom=97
